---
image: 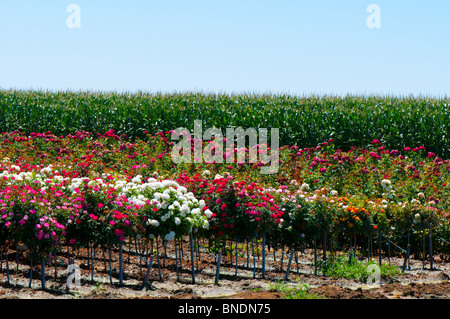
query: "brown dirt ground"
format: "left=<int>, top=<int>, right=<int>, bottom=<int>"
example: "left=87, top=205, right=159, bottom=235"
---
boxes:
left=0, top=238, right=449, bottom=300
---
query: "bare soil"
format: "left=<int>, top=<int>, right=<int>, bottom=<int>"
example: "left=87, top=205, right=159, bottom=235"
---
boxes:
left=0, top=238, right=449, bottom=300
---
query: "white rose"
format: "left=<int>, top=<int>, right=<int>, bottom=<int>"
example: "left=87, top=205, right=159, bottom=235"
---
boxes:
left=178, top=186, right=187, bottom=193
left=204, top=209, right=213, bottom=219
left=202, top=170, right=211, bottom=176
left=180, top=205, right=190, bottom=214
left=131, top=175, right=142, bottom=183
left=146, top=219, right=160, bottom=227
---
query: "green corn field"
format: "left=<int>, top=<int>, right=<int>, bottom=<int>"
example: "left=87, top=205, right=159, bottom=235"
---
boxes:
left=0, top=90, right=449, bottom=157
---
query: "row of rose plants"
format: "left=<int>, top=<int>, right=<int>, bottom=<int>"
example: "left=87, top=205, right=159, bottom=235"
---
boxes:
left=0, top=164, right=211, bottom=262
left=0, top=130, right=448, bottom=267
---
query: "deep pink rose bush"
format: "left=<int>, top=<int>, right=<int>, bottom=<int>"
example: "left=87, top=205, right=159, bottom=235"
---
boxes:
left=178, top=173, right=287, bottom=243
left=0, top=170, right=67, bottom=261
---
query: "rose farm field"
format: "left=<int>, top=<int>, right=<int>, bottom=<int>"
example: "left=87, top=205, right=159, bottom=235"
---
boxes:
left=0, top=91, right=449, bottom=300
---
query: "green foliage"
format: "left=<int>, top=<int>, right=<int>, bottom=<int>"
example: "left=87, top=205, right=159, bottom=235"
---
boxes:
left=270, top=279, right=324, bottom=299
left=1, top=90, right=450, bottom=157
left=317, top=256, right=401, bottom=282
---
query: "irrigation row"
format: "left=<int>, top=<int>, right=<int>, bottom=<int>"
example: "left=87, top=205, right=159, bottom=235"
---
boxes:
left=0, top=230, right=447, bottom=291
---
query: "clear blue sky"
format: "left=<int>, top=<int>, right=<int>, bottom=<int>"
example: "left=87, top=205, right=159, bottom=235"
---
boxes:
left=0, top=0, right=449, bottom=97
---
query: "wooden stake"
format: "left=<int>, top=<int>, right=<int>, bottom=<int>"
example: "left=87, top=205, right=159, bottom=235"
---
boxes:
left=215, top=250, right=222, bottom=286
left=262, top=234, right=266, bottom=279
left=143, top=255, right=154, bottom=286
left=6, top=244, right=10, bottom=285
left=252, top=237, right=256, bottom=279
left=108, top=246, right=113, bottom=285
left=15, top=244, right=19, bottom=272
left=235, top=237, right=238, bottom=277
left=429, top=229, right=433, bottom=270
left=189, top=232, right=195, bottom=284
left=378, top=230, right=382, bottom=265
left=285, top=248, right=294, bottom=281
left=156, top=238, right=162, bottom=280
left=246, top=239, right=249, bottom=269
left=29, top=255, right=33, bottom=288
left=41, top=257, right=45, bottom=289
left=423, top=231, right=426, bottom=269
left=314, top=236, right=317, bottom=275
left=119, top=242, right=124, bottom=285
left=91, top=244, right=94, bottom=281
left=175, top=238, right=179, bottom=282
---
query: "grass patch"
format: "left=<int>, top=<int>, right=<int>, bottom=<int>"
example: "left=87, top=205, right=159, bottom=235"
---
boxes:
left=269, top=280, right=324, bottom=299
left=317, top=256, right=401, bottom=283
